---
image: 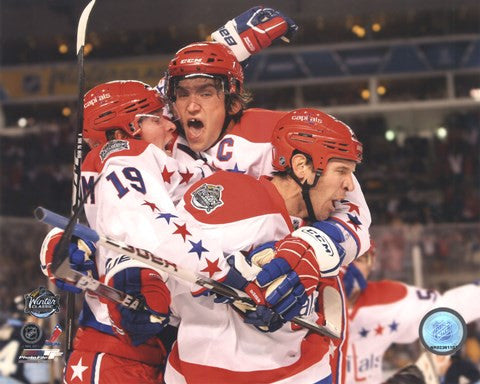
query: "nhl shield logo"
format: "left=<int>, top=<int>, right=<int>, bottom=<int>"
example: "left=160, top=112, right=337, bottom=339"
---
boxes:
left=191, top=184, right=224, bottom=213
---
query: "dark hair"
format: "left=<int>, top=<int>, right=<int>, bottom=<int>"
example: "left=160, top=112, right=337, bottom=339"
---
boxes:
left=105, top=129, right=116, bottom=141
left=226, top=90, right=252, bottom=122
left=210, top=77, right=252, bottom=122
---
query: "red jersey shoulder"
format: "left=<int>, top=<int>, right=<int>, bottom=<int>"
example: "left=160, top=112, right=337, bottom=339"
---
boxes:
left=183, top=171, right=285, bottom=225
left=82, top=140, right=150, bottom=173
left=357, top=280, right=408, bottom=308
left=229, top=109, right=286, bottom=143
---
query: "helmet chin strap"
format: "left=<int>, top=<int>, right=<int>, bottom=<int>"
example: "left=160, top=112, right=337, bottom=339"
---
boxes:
left=287, top=169, right=322, bottom=223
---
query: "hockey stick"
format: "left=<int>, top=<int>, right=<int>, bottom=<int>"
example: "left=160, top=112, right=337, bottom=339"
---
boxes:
left=54, top=258, right=144, bottom=311
left=47, top=175, right=148, bottom=316
left=64, top=0, right=97, bottom=358
left=35, top=207, right=341, bottom=339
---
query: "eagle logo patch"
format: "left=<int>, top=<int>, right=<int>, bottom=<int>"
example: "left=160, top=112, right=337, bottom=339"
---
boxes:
left=191, top=184, right=224, bottom=213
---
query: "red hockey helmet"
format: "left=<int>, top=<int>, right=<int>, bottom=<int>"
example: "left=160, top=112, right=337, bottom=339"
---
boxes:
left=83, top=80, right=165, bottom=148
left=272, top=108, right=363, bottom=172
left=166, top=41, right=244, bottom=100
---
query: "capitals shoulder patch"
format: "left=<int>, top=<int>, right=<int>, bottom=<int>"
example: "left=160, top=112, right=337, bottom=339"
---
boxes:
left=100, top=140, right=130, bottom=162
left=191, top=184, right=224, bottom=213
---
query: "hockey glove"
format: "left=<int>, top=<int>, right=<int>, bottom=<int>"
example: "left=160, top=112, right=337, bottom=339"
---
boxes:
left=211, top=6, right=298, bottom=62
left=106, top=267, right=170, bottom=346
left=218, top=254, right=285, bottom=332
left=253, top=222, right=346, bottom=318
left=40, top=228, right=97, bottom=294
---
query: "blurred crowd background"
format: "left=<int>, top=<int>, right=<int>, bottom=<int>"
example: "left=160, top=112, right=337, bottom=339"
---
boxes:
left=0, top=0, right=479, bottom=382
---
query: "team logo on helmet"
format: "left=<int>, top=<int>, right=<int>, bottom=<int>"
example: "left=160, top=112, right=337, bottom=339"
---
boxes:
left=24, top=287, right=60, bottom=319
left=291, top=113, right=323, bottom=125
left=191, top=184, right=224, bottom=213
left=84, top=91, right=112, bottom=109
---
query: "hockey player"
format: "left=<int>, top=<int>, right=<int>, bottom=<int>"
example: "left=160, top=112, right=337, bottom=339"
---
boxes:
left=343, top=242, right=480, bottom=384
left=164, top=40, right=371, bottom=383
left=165, top=39, right=371, bottom=262
left=40, top=80, right=227, bottom=384
left=41, top=81, right=313, bottom=383
left=163, top=108, right=364, bottom=384
left=40, top=8, right=304, bottom=383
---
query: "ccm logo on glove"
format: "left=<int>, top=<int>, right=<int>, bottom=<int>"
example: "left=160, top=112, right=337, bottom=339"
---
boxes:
left=291, top=226, right=342, bottom=277
left=295, top=227, right=336, bottom=257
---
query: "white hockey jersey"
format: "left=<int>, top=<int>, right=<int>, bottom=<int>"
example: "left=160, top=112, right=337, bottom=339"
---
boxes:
left=346, top=280, right=480, bottom=384
left=79, top=139, right=229, bottom=334
left=171, top=108, right=371, bottom=263
left=164, top=171, right=347, bottom=384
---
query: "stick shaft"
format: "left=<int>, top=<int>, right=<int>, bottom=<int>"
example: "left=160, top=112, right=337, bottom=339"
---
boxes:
left=35, top=207, right=339, bottom=338
left=65, top=0, right=96, bottom=358
left=55, top=257, right=143, bottom=311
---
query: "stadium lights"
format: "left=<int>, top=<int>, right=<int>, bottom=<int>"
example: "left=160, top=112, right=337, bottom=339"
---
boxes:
left=377, top=85, right=387, bottom=95
left=470, top=88, right=480, bottom=101
left=84, top=43, right=93, bottom=56
left=436, top=127, right=448, bottom=140
left=58, top=43, right=69, bottom=54
left=17, top=117, right=28, bottom=128
left=62, top=107, right=72, bottom=117
left=385, top=130, right=396, bottom=141
left=371, top=23, right=382, bottom=32
left=352, top=25, right=366, bottom=38
left=361, top=89, right=370, bottom=100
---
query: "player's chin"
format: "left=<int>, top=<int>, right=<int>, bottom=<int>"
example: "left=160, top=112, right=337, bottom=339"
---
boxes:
left=315, top=209, right=331, bottom=222
left=185, top=134, right=207, bottom=152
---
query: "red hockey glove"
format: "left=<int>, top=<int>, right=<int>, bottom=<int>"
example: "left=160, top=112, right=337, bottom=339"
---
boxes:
left=211, top=6, right=298, bottom=62
left=40, top=228, right=97, bottom=293
left=253, top=223, right=345, bottom=310
left=106, top=267, right=171, bottom=346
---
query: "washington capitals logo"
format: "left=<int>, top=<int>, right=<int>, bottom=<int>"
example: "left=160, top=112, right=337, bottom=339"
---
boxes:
left=191, top=184, right=224, bottom=213
left=291, top=110, right=322, bottom=125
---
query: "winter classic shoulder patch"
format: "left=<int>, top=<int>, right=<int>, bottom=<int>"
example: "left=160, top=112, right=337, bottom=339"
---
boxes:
left=100, top=140, right=130, bottom=162
left=191, top=184, right=224, bottom=213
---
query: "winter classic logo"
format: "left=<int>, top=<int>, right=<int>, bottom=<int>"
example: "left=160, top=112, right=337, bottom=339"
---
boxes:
left=24, top=287, right=60, bottom=318
left=191, top=184, right=224, bottom=213
left=100, top=140, right=130, bottom=162
left=419, top=307, right=467, bottom=355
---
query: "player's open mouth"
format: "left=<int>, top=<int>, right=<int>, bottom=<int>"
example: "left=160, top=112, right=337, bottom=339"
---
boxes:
left=331, top=200, right=337, bottom=211
left=186, top=118, right=205, bottom=139
left=164, top=136, right=174, bottom=153
left=187, top=118, right=204, bottom=129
